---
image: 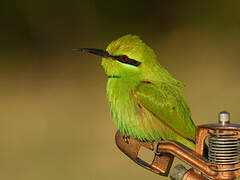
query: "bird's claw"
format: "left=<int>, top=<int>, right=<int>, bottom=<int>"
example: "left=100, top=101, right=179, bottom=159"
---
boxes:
left=123, top=134, right=130, bottom=144
left=153, top=139, right=162, bottom=155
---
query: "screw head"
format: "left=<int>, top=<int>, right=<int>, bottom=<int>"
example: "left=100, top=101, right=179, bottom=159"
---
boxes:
left=218, top=110, right=230, bottom=126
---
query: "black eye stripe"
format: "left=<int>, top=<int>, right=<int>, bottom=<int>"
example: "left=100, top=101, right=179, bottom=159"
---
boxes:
left=112, top=55, right=141, bottom=66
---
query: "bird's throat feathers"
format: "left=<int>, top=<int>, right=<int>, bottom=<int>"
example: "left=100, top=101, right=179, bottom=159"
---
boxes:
left=106, top=77, right=142, bottom=138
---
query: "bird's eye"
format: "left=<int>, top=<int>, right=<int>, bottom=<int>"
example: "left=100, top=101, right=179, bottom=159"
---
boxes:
left=120, top=55, right=128, bottom=62
left=114, top=55, right=141, bottom=67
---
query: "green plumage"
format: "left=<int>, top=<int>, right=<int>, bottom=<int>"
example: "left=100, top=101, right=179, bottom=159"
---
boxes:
left=102, top=35, right=195, bottom=150
left=80, top=34, right=196, bottom=150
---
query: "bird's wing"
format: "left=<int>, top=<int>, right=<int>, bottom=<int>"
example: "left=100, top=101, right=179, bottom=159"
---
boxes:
left=134, top=81, right=196, bottom=142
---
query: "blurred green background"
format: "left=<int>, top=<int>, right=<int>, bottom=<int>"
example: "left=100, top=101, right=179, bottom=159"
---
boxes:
left=1, top=0, right=240, bottom=179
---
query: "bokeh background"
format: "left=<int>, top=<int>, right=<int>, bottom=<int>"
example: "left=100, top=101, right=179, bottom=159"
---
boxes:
left=1, top=0, right=240, bottom=179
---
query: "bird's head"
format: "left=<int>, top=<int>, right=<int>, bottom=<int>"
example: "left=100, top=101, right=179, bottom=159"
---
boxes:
left=75, top=34, right=160, bottom=80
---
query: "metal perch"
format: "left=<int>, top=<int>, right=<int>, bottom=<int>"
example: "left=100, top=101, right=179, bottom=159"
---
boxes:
left=115, top=111, right=240, bottom=179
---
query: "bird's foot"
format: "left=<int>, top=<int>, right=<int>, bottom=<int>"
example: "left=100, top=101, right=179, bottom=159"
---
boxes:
left=153, top=138, right=163, bottom=155
left=123, top=134, right=130, bottom=144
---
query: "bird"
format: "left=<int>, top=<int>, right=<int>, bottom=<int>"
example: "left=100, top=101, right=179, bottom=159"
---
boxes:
left=75, top=34, right=196, bottom=150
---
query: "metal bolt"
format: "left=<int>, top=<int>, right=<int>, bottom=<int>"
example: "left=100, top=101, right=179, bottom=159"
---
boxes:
left=218, top=110, right=230, bottom=126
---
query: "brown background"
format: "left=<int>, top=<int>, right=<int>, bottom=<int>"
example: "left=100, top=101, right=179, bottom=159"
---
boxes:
left=1, top=1, right=240, bottom=179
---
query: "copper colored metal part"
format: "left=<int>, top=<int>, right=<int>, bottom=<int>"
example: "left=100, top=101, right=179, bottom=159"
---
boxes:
left=115, top=121, right=240, bottom=179
left=195, top=124, right=240, bottom=180
left=115, top=130, right=215, bottom=177
left=115, top=131, right=174, bottom=176
left=182, top=168, right=208, bottom=180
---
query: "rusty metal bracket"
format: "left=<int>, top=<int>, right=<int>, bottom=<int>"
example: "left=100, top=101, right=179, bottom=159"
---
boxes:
left=115, top=130, right=217, bottom=178
left=115, top=130, right=174, bottom=176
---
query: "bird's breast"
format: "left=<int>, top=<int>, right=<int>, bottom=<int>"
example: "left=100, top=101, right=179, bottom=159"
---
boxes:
left=106, top=79, right=140, bottom=131
left=106, top=78, right=159, bottom=141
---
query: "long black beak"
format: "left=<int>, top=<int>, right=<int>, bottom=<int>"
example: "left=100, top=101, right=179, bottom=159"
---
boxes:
left=73, top=48, right=110, bottom=58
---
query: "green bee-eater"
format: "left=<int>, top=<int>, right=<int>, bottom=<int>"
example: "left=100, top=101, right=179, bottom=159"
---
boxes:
left=76, top=34, right=196, bottom=150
